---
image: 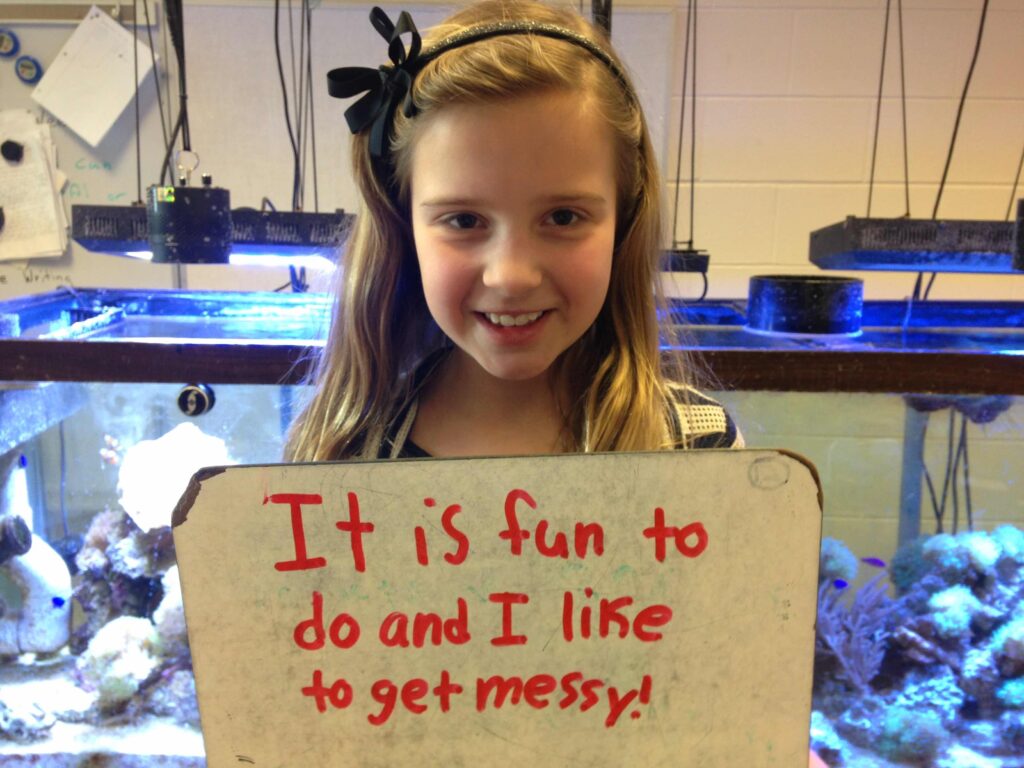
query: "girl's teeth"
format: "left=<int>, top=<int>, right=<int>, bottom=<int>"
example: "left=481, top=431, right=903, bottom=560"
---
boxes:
left=486, top=311, right=543, bottom=327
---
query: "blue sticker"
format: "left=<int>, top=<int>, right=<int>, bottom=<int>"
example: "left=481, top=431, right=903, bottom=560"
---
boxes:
left=18, top=454, right=27, bottom=468
left=52, top=596, right=66, bottom=608
left=15, top=55, right=43, bottom=85
left=0, top=28, right=20, bottom=59
left=832, top=579, right=849, bottom=590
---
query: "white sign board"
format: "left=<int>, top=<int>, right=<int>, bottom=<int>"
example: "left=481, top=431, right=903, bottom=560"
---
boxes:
left=172, top=450, right=822, bottom=766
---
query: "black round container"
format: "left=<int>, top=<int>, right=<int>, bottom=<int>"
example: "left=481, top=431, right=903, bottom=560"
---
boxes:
left=746, top=275, right=864, bottom=336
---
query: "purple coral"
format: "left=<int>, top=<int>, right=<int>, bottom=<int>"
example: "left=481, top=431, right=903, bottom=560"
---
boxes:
left=816, top=573, right=891, bottom=695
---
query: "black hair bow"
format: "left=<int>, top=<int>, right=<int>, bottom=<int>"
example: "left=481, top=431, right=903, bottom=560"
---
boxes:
left=327, top=7, right=423, bottom=161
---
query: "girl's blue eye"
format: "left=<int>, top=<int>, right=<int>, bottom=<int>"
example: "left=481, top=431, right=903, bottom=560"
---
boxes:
left=548, top=209, right=580, bottom=226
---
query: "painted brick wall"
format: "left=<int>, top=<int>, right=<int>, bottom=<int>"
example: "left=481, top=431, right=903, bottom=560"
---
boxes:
left=658, top=0, right=1024, bottom=302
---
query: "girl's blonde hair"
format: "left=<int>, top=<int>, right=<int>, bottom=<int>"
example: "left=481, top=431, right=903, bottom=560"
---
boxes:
left=285, top=0, right=693, bottom=461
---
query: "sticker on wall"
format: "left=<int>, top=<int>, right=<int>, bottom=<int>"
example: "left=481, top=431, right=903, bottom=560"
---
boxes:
left=0, top=28, right=20, bottom=58
left=15, top=55, right=43, bottom=85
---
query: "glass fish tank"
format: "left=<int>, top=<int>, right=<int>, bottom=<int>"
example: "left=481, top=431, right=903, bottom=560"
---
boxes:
left=1, top=287, right=1022, bottom=767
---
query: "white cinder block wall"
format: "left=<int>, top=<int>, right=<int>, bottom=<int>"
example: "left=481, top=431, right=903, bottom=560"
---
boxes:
left=658, top=0, right=1024, bottom=303
left=646, top=0, right=1024, bottom=561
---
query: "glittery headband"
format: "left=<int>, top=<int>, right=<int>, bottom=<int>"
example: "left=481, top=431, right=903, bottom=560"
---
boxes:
left=327, top=6, right=636, bottom=167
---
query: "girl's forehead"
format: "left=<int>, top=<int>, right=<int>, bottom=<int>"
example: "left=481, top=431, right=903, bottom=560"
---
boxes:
left=409, top=91, right=616, bottom=198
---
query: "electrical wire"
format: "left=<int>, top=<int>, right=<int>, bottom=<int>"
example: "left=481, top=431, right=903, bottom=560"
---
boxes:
left=962, top=416, right=973, bottom=531
left=921, top=0, right=991, bottom=300
left=931, top=0, right=990, bottom=220
left=867, top=0, right=911, bottom=218
left=133, top=0, right=142, bottom=203
left=159, top=0, right=192, bottom=184
left=274, top=0, right=302, bottom=210
left=305, top=1, right=320, bottom=212
left=297, top=0, right=308, bottom=210
left=288, top=0, right=300, bottom=111
left=688, top=0, right=697, bottom=247
left=937, top=409, right=955, bottom=522
left=1006, top=134, right=1024, bottom=221
left=867, top=0, right=892, bottom=218
left=896, top=0, right=910, bottom=217
left=142, top=0, right=170, bottom=152
left=670, top=0, right=694, bottom=248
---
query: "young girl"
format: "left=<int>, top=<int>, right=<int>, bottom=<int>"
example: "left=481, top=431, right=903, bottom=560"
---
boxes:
left=284, top=0, right=741, bottom=462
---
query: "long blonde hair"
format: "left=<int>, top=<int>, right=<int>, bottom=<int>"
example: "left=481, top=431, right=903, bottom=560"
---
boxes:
left=285, top=0, right=692, bottom=461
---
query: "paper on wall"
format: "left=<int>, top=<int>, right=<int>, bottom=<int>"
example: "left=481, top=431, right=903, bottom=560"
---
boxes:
left=31, top=5, right=154, bottom=148
left=0, top=110, right=67, bottom=261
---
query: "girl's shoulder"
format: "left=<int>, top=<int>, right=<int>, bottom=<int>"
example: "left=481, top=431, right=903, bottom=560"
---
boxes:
left=664, top=381, right=745, bottom=450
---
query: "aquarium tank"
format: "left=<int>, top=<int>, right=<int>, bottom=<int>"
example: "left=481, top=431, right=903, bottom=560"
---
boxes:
left=0, top=287, right=1022, bottom=767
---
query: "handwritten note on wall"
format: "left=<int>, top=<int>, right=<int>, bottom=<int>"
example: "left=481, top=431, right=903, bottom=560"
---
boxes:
left=32, top=5, right=154, bottom=147
left=0, top=110, right=67, bottom=261
left=172, top=451, right=822, bottom=766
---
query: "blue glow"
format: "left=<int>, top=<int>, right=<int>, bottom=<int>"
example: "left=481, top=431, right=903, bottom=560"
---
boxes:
left=229, top=254, right=336, bottom=271
left=52, top=596, right=66, bottom=608
left=122, top=250, right=336, bottom=271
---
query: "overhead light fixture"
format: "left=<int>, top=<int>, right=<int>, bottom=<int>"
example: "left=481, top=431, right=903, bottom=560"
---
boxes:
left=810, top=201, right=1023, bottom=275
left=72, top=198, right=351, bottom=266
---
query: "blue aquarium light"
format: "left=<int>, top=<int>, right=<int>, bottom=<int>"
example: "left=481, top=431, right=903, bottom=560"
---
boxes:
left=810, top=202, right=1024, bottom=274
left=123, top=250, right=335, bottom=271
left=72, top=203, right=351, bottom=266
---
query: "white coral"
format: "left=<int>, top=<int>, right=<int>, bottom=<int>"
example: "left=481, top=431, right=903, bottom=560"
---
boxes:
left=117, top=423, right=234, bottom=532
left=77, top=616, right=162, bottom=708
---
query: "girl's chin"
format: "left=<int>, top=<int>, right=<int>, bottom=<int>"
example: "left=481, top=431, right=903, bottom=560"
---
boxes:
left=454, top=349, right=558, bottom=385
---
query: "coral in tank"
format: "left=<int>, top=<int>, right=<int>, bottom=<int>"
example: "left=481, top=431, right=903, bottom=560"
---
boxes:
left=75, top=616, right=163, bottom=711
left=811, top=528, right=1024, bottom=766
left=64, top=424, right=236, bottom=720
left=117, top=422, right=234, bottom=532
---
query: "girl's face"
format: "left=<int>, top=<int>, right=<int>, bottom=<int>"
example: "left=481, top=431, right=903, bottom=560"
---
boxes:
left=410, top=90, right=618, bottom=384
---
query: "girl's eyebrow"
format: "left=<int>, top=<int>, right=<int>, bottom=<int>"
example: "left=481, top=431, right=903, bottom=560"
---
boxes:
left=419, top=193, right=609, bottom=208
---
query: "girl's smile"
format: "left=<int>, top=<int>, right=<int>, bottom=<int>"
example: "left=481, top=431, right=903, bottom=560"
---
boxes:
left=410, top=90, right=618, bottom=384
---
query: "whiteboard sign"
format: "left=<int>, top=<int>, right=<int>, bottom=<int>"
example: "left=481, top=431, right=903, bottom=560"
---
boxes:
left=172, top=450, right=822, bottom=766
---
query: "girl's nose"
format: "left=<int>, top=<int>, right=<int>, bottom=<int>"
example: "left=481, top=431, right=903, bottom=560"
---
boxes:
left=481, top=234, right=543, bottom=295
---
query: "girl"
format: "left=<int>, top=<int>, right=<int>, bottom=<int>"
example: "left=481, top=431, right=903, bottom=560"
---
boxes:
left=285, top=0, right=741, bottom=462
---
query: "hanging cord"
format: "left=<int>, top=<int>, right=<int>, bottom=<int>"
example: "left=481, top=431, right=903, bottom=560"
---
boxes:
left=159, top=0, right=192, bottom=184
left=896, top=0, right=910, bottom=217
left=274, top=0, right=301, bottom=210
left=288, top=0, right=300, bottom=117
left=867, top=0, right=911, bottom=218
left=670, top=0, right=695, bottom=249
left=950, top=413, right=970, bottom=534
left=132, top=0, right=142, bottom=203
left=688, top=0, right=698, bottom=248
left=937, top=409, right=956, bottom=529
left=866, top=0, right=891, bottom=218
left=160, top=0, right=174, bottom=142
left=142, top=0, right=170, bottom=153
left=1006, top=134, right=1024, bottom=220
left=296, top=0, right=307, bottom=210
left=667, top=0, right=700, bottom=247
left=960, top=414, right=973, bottom=531
left=304, top=1, right=320, bottom=212
left=921, top=407, right=974, bottom=534
left=920, top=0, right=991, bottom=300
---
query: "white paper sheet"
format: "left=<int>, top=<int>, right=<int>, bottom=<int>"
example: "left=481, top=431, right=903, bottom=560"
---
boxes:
left=31, top=5, right=154, bottom=147
left=0, top=110, right=67, bottom=261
